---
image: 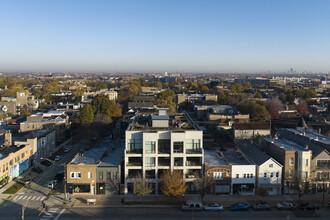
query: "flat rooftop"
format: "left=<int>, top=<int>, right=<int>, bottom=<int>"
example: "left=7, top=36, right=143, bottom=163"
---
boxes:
left=204, top=150, right=228, bottom=166
left=263, top=137, right=309, bottom=151
left=0, top=145, right=28, bottom=160
left=220, top=148, right=252, bottom=165
left=128, top=113, right=199, bottom=131
left=286, top=128, right=330, bottom=146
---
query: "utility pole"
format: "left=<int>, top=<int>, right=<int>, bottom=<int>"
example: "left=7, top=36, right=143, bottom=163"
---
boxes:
left=63, top=163, right=67, bottom=202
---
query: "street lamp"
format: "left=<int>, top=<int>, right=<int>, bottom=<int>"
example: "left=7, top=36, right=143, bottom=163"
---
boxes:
left=40, top=158, right=67, bottom=203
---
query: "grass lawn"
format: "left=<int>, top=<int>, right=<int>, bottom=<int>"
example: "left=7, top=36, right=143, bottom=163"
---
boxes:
left=3, top=183, right=24, bottom=194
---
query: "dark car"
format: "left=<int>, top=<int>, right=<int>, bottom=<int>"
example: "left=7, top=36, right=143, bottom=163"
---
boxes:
left=253, top=203, right=271, bottom=211
left=32, top=167, right=43, bottom=174
left=277, top=202, right=295, bottom=210
left=55, top=171, right=64, bottom=181
left=299, top=203, right=319, bottom=211
left=41, top=160, right=52, bottom=167
left=230, top=203, right=249, bottom=211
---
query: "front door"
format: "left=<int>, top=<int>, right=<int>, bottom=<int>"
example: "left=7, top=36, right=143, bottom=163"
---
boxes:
left=97, top=183, right=105, bottom=194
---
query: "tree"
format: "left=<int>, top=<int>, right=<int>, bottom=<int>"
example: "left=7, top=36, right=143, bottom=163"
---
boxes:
left=91, top=95, right=111, bottom=115
left=189, top=82, right=198, bottom=90
left=256, top=187, right=269, bottom=198
left=79, top=104, right=94, bottom=126
left=134, top=173, right=153, bottom=197
left=279, top=93, right=286, bottom=103
left=255, top=92, right=263, bottom=99
left=266, top=98, right=284, bottom=119
left=297, top=100, right=309, bottom=115
left=72, top=88, right=84, bottom=101
left=106, top=102, right=122, bottom=120
left=229, top=83, right=243, bottom=94
left=200, top=85, right=209, bottom=94
left=250, top=103, right=271, bottom=121
left=194, top=172, right=214, bottom=202
left=159, top=170, right=187, bottom=197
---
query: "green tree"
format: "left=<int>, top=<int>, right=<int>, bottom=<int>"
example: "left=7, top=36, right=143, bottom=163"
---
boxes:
left=189, top=82, right=198, bottom=90
left=255, top=92, right=263, bottom=99
left=79, top=104, right=94, bottom=126
left=134, top=173, right=153, bottom=197
left=72, top=88, right=84, bottom=101
left=279, top=93, right=286, bottom=103
left=106, top=102, right=122, bottom=120
left=91, top=95, right=111, bottom=115
left=250, top=103, right=271, bottom=121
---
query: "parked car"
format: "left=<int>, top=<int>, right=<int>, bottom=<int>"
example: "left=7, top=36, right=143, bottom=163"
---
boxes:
left=230, top=203, right=249, bottom=211
left=203, top=203, right=224, bottom=212
left=47, top=180, right=58, bottom=189
left=277, top=202, right=295, bottom=210
left=253, top=203, right=271, bottom=211
left=182, top=201, right=203, bottom=212
left=55, top=171, right=65, bottom=181
left=54, top=155, right=62, bottom=161
left=32, top=167, right=43, bottom=174
left=299, top=203, right=319, bottom=211
left=64, top=147, right=72, bottom=153
left=41, top=160, right=52, bottom=167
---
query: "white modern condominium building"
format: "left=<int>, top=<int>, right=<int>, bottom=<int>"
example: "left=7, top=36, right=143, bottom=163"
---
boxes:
left=124, top=109, right=203, bottom=194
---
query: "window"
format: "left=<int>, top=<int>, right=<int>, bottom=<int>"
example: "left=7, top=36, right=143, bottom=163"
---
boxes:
left=158, top=139, right=170, bottom=154
left=250, top=174, right=253, bottom=178
left=289, top=157, right=294, bottom=166
left=264, top=173, right=267, bottom=178
left=173, top=142, right=184, bottom=153
left=316, top=160, right=330, bottom=169
left=289, top=170, right=293, bottom=177
left=145, top=141, right=156, bottom=153
left=213, top=172, right=223, bottom=179
left=304, top=159, right=308, bottom=167
left=70, top=172, right=81, bottom=179
left=99, top=171, right=103, bottom=180
left=186, top=139, right=201, bottom=153
left=269, top=164, right=273, bottom=168
left=107, top=172, right=111, bottom=180
left=243, top=174, right=246, bottom=178
left=276, top=172, right=279, bottom=177
left=247, top=174, right=249, bottom=178
left=113, top=171, right=118, bottom=179
left=127, top=139, right=142, bottom=153
left=2, top=164, right=4, bottom=173
left=21, top=152, right=25, bottom=159
left=236, top=174, right=239, bottom=178
left=303, top=172, right=308, bottom=179
left=145, top=157, right=155, bottom=167
left=88, top=172, right=92, bottom=179
left=6, top=163, right=8, bottom=171
left=9, top=160, right=13, bottom=166
left=15, top=156, right=20, bottom=163
left=226, top=170, right=230, bottom=176
left=270, top=172, right=274, bottom=177
left=174, top=157, right=183, bottom=166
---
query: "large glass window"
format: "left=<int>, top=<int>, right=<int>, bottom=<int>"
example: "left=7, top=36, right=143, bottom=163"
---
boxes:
left=158, top=139, right=170, bottom=154
left=173, top=142, right=183, bottom=153
left=289, top=157, right=294, bottom=166
left=186, top=139, right=201, bottom=153
left=127, top=139, right=142, bottom=153
left=145, top=141, right=156, bottom=153
left=145, top=157, right=155, bottom=167
left=316, top=160, right=330, bottom=169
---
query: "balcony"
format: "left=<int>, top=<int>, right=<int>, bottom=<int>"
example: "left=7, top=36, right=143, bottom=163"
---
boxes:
left=127, top=169, right=142, bottom=179
left=174, top=158, right=183, bottom=166
left=185, top=169, right=201, bottom=179
left=186, top=148, right=202, bottom=154
left=146, top=170, right=156, bottom=179
left=186, top=157, right=202, bottom=166
left=126, top=157, right=142, bottom=166
left=158, top=139, right=170, bottom=154
left=173, top=142, right=184, bottom=153
left=126, top=149, right=143, bottom=154
left=158, top=157, right=170, bottom=167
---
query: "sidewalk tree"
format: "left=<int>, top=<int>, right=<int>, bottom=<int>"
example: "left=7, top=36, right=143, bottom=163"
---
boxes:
left=134, top=173, right=153, bottom=197
left=106, top=101, right=122, bottom=120
left=79, top=104, right=94, bottom=126
left=159, top=170, right=187, bottom=198
left=194, top=172, right=214, bottom=202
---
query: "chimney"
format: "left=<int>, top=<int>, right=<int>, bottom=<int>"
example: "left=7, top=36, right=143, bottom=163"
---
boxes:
left=5, top=130, right=12, bottom=146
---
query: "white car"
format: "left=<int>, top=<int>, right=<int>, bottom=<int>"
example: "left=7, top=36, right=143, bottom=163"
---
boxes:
left=64, top=147, right=72, bottom=153
left=47, top=180, right=58, bottom=189
left=54, top=155, right=62, bottom=161
left=204, top=203, right=224, bottom=212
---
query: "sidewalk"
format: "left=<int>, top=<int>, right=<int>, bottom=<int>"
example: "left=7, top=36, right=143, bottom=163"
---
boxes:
left=48, top=193, right=329, bottom=209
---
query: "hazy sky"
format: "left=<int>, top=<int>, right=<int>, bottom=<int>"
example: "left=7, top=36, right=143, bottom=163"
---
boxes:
left=1, top=0, right=330, bottom=73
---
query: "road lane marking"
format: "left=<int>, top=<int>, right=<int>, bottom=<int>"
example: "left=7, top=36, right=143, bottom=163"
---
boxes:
left=17, top=196, right=23, bottom=200
left=22, top=196, right=27, bottom=200
left=27, top=196, right=32, bottom=200
left=40, top=197, right=45, bottom=201
left=31, top=196, right=37, bottom=200
left=54, top=209, right=65, bottom=220
left=36, top=197, right=41, bottom=200
left=13, top=196, right=18, bottom=201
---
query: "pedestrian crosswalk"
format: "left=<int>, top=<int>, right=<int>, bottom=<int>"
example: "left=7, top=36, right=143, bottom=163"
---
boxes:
left=13, top=195, right=46, bottom=201
left=40, top=207, right=59, bottom=220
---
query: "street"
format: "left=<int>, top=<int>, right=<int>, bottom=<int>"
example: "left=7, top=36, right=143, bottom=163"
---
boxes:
left=2, top=206, right=330, bottom=220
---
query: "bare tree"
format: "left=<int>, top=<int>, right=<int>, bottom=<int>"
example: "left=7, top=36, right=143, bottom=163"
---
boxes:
left=266, top=98, right=284, bottom=119
left=159, top=170, right=187, bottom=198
left=194, top=172, right=214, bottom=202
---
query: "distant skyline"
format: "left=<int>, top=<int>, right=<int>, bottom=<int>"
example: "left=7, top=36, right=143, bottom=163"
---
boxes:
left=1, top=0, right=330, bottom=73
